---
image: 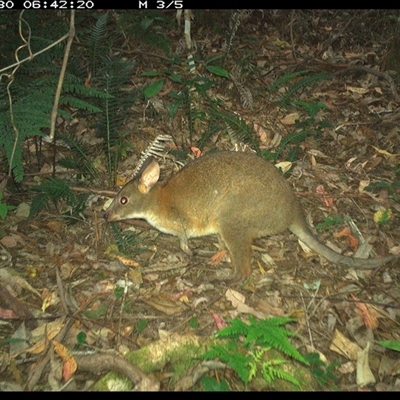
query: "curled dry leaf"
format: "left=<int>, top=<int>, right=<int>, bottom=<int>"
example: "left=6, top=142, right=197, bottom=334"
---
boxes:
left=53, top=340, right=77, bottom=381
left=334, top=227, right=359, bottom=250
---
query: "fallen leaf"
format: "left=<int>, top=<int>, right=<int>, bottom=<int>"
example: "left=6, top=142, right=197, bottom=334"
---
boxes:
left=0, top=234, right=26, bottom=248
left=346, top=85, right=369, bottom=94
left=190, top=147, right=202, bottom=158
left=371, top=145, right=400, bottom=161
left=275, top=161, right=292, bottom=174
left=53, top=340, right=77, bottom=381
left=350, top=293, right=379, bottom=330
left=280, top=112, right=300, bottom=125
left=356, top=342, right=376, bottom=387
left=330, top=329, right=362, bottom=360
left=334, top=227, right=359, bottom=249
left=14, top=202, right=30, bottom=218
left=0, top=308, right=18, bottom=319
left=142, top=293, right=185, bottom=315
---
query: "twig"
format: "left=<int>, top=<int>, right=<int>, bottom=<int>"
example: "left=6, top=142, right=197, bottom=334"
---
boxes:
left=49, top=11, right=75, bottom=140
left=289, top=10, right=297, bottom=62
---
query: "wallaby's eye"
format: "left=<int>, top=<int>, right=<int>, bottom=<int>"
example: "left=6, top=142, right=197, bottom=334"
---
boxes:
left=120, top=197, right=128, bottom=205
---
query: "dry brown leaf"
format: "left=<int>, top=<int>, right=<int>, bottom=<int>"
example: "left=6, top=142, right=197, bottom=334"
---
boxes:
left=141, top=293, right=185, bottom=315
left=53, top=340, right=77, bottom=381
left=208, top=250, right=228, bottom=265
left=280, top=112, right=300, bottom=125
left=253, top=122, right=270, bottom=143
left=350, top=293, right=379, bottom=330
left=0, top=234, right=26, bottom=248
left=0, top=308, right=18, bottom=319
left=371, top=145, right=400, bottom=161
left=12, top=321, right=63, bottom=357
left=225, top=289, right=269, bottom=319
left=190, top=147, right=202, bottom=158
left=330, top=329, right=362, bottom=360
left=346, top=86, right=369, bottom=94
left=0, top=269, right=41, bottom=298
left=334, top=227, right=359, bottom=250
left=44, top=221, right=63, bottom=233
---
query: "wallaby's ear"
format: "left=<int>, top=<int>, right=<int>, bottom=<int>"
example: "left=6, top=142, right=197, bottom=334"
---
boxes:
left=138, top=161, right=160, bottom=193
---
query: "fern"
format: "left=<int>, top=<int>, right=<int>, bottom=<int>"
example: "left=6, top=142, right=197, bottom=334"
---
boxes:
left=109, top=223, right=146, bottom=257
left=0, top=70, right=106, bottom=182
left=304, top=353, right=339, bottom=388
left=218, top=316, right=307, bottom=364
left=274, top=72, right=331, bottom=108
left=57, top=134, right=99, bottom=180
left=91, top=57, right=138, bottom=185
left=201, top=376, right=230, bottom=391
left=266, top=70, right=331, bottom=107
left=260, top=357, right=301, bottom=388
left=117, top=11, right=172, bottom=55
left=0, top=84, right=54, bottom=181
left=29, top=178, right=87, bottom=221
left=202, top=341, right=251, bottom=384
left=266, top=70, right=310, bottom=93
left=208, top=104, right=260, bottom=154
left=201, top=316, right=308, bottom=389
left=85, top=12, right=111, bottom=76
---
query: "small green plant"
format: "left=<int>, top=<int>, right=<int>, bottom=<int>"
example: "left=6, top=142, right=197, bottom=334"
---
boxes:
left=136, top=319, right=148, bottom=335
left=373, top=208, right=393, bottom=225
left=201, top=376, right=230, bottom=391
left=201, top=316, right=308, bottom=389
left=29, top=178, right=88, bottom=222
left=303, top=352, right=339, bottom=388
left=315, top=216, right=344, bottom=231
left=0, top=190, right=16, bottom=221
left=109, top=223, right=147, bottom=258
left=267, top=71, right=331, bottom=108
left=265, top=71, right=333, bottom=162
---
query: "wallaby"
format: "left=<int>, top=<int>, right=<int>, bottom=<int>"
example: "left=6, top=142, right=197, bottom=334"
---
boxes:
left=105, top=151, right=396, bottom=280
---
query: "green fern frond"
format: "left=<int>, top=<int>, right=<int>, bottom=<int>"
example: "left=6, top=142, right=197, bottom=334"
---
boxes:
left=209, top=105, right=260, bottom=154
left=216, top=317, right=252, bottom=338
left=60, top=96, right=103, bottom=113
left=62, top=83, right=113, bottom=99
left=266, top=70, right=309, bottom=93
left=202, top=342, right=250, bottom=384
left=58, top=134, right=99, bottom=180
left=30, top=178, right=75, bottom=217
left=279, top=129, right=312, bottom=148
left=86, top=13, right=111, bottom=75
left=277, top=73, right=331, bottom=107
left=201, top=316, right=308, bottom=388
left=109, top=223, right=146, bottom=257
left=261, top=359, right=301, bottom=388
left=29, top=178, right=88, bottom=222
left=216, top=316, right=308, bottom=365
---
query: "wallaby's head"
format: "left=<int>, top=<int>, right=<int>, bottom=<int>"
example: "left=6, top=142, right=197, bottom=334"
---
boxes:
left=104, top=160, right=160, bottom=222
